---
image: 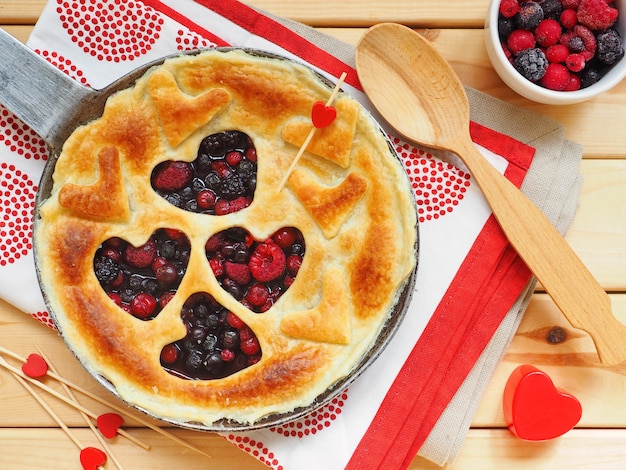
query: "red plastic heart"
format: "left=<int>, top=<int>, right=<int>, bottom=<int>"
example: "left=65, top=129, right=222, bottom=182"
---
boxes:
left=21, top=353, right=48, bottom=378
left=311, top=100, right=337, bottom=128
left=503, top=364, right=582, bottom=441
left=97, top=412, right=124, bottom=438
left=79, top=447, right=107, bottom=470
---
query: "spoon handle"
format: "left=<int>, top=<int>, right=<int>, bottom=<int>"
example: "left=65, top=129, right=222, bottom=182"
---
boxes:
left=455, top=136, right=626, bottom=366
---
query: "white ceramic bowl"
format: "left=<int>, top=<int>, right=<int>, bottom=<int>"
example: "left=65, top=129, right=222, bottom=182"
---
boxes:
left=485, top=0, right=626, bottom=105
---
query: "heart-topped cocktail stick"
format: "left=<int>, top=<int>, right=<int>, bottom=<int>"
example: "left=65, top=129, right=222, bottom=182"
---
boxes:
left=0, top=345, right=212, bottom=459
left=0, top=351, right=150, bottom=450
left=0, top=355, right=107, bottom=470
left=277, top=71, right=347, bottom=191
left=35, top=345, right=125, bottom=470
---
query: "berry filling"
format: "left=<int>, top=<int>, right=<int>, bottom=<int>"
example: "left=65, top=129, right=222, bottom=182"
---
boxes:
left=94, top=229, right=191, bottom=320
left=497, top=0, right=624, bottom=91
left=160, top=292, right=262, bottom=380
left=205, top=227, right=305, bottom=313
left=151, top=130, right=257, bottom=215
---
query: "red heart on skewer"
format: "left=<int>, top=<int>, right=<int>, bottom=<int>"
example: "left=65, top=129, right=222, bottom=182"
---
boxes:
left=503, top=364, right=582, bottom=441
left=311, top=100, right=337, bottom=128
left=97, top=412, right=124, bottom=438
left=79, top=447, right=107, bottom=470
left=21, top=353, right=48, bottom=378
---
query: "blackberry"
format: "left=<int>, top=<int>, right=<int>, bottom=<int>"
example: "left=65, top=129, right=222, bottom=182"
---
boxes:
left=515, top=2, right=544, bottom=30
left=596, top=29, right=624, bottom=65
left=538, top=0, right=562, bottom=20
left=220, top=174, right=246, bottom=200
left=513, top=47, right=548, bottom=82
left=94, top=255, right=119, bottom=285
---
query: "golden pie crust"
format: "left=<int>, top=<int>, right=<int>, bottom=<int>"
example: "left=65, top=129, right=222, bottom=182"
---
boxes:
left=35, top=49, right=417, bottom=427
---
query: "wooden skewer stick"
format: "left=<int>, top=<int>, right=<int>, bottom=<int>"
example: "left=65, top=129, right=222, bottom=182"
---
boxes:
left=0, top=346, right=212, bottom=459
left=0, top=352, right=149, bottom=450
left=276, top=71, right=348, bottom=191
left=0, top=356, right=105, bottom=470
left=35, top=345, right=125, bottom=470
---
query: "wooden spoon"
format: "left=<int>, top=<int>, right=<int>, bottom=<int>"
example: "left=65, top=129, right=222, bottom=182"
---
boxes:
left=356, top=22, right=626, bottom=366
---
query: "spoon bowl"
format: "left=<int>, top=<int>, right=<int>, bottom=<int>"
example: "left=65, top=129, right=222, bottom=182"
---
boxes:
left=356, top=22, right=626, bottom=366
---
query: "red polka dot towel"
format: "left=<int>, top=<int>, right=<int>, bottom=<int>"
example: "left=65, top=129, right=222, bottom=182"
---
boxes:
left=0, top=0, right=583, bottom=468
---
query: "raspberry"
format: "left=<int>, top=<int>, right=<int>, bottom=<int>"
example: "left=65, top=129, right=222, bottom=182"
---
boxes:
left=561, top=0, right=580, bottom=8
left=577, top=0, right=618, bottom=31
left=516, top=1, right=544, bottom=30
left=559, top=8, right=578, bottom=29
left=151, top=161, right=193, bottom=191
left=560, top=25, right=597, bottom=61
left=500, top=0, right=520, bottom=18
left=224, top=261, right=251, bottom=285
left=565, top=53, right=586, bottom=72
left=534, top=19, right=561, bottom=47
left=540, top=63, right=571, bottom=90
left=596, top=29, right=625, bottom=65
left=248, top=240, right=286, bottom=282
left=507, top=29, right=536, bottom=54
left=513, top=47, right=548, bottom=81
left=124, top=239, right=157, bottom=268
left=546, top=43, right=570, bottom=62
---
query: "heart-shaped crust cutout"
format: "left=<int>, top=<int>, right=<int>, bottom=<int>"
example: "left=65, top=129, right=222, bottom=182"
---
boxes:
left=94, top=228, right=191, bottom=320
left=160, top=292, right=262, bottom=380
left=205, top=227, right=305, bottom=313
left=311, top=100, right=337, bottom=128
left=22, top=353, right=48, bottom=378
left=503, top=364, right=582, bottom=441
left=96, top=412, right=124, bottom=439
left=151, top=130, right=257, bottom=215
left=79, top=446, right=107, bottom=470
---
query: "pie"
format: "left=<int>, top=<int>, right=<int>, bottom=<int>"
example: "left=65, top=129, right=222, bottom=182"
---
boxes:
left=34, top=49, right=418, bottom=428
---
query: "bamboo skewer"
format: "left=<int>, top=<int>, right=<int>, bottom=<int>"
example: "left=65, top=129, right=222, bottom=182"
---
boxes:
left=0, top=356, right=105, bottom=470
left=0, top=351, right=150, bottom=450
left=0, top=346, right=212, bottom=459
left=35, top=345, right=126, bottom=470
left=276, top=71, right=348, bottom=191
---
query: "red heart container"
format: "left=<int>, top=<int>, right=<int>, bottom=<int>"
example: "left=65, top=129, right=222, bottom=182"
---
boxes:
left=503, top=364, right=582, bottom=441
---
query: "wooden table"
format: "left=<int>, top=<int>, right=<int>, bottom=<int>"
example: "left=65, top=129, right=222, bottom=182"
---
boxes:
left=1, top=1, right=626, bottom=468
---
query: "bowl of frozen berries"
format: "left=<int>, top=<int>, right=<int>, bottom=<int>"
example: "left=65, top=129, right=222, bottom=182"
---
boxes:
left=486, top=0, right=626, bottom=104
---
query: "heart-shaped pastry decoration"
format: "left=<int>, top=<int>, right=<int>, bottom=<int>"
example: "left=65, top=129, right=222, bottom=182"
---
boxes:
left=503, top=364, right=582, bottom=441
left=21, top=353, right=48, bottom=378
left=311, top=100, right=337, bottom=129
left=79, top=447, right=107, bottom=470
left=96, top=412, right=124, bottom=439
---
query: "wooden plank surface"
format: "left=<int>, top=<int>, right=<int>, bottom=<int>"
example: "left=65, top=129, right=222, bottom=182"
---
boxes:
left=1, top=0, right=626, bottom=468
left=2, top=0, right=492, bottom=27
